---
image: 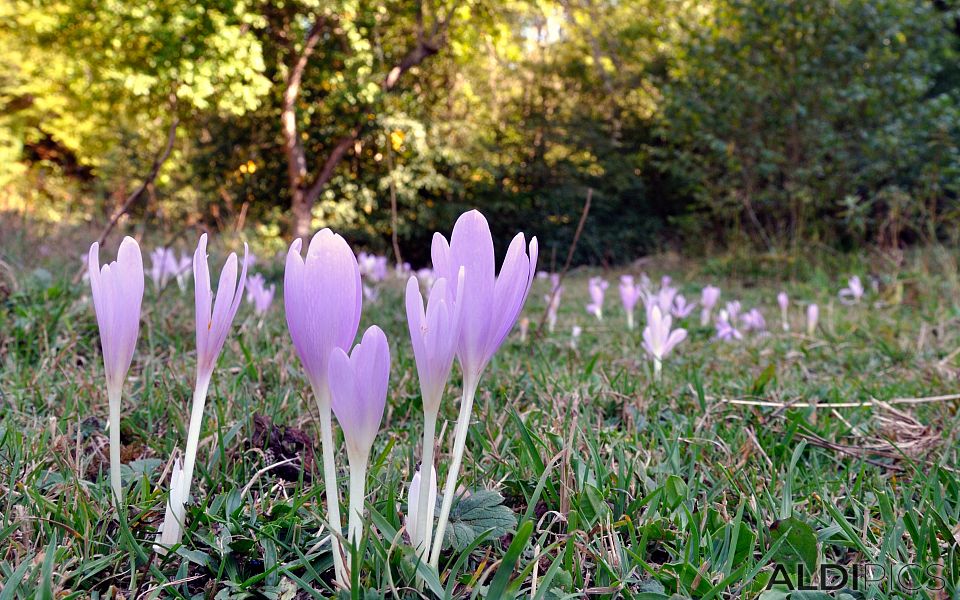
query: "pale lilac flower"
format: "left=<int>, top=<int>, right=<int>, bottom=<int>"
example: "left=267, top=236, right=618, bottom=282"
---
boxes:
left=570, top=325, right=582, bottom=349
left=416, top=267, right=436, bottom=291
left=839, top=276, right=864, bottom=304
left=284, top=228, right=361, bottom=585
left=741, top=308, right=766, bottom=332
left=149, top=247, right=177, bottom=290
left=671, top=295, right=696, bottom=319
left=619, top=275, right=643, bottom=330
left=807, top=303, right=819, bottom=336
left=645, top=283, right=678, bottom=319
left=245, top=273, right=275, bottom=315
left=329, top=325, right=390, bottom=546
left=661, top=275, right=672, bottom=288
left=700, top=285, right=721, bottom=325
left=362, top=283, right=380, bottom=303
left=777, top=291, right=790, bottom=331
left=242, top=251, right=257, bottom=271
left=715, top=309, right=743, bottom=341
left=406, top=465, right=437, bottom=555
left=358, top=252, right=389, bottom=282
left=174, top=253, right=192, bottom=291
left=549, top=273, right=560, bottom=291
left=405, top=273, right=463, bottom=560
left=536, top=270, right=550, bottom=280
left=725, top=301, right=742, bottom=322
left=428, top=209, right=537, bottom=567
left=642, top=305, right=687, bottom=381
left=88, top=236, right=144, bottom=502
left=544, top=283, right=563, bottom=333
left=586, top=277, right=608, bottom=320
left=160, top=234, right=247, bottom=552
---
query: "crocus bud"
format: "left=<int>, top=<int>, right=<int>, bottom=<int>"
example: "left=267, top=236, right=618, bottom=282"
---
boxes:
left=406, top=274, right=463, bottom=414
left=194, top=234, right=248, bottom=381
left=700, top=285, right=720, bottom=325
left=778, top=292, right=790, bottom=331
left=619, top=275, right=642, bottom=330
left=807, top=303, right=819, bottom=336
left=406, top=465, right=437, bottom=555
left=155, top=457, right=187, bottom=555
left=586, top=277, right=608, bottom=320
left=329, top=326, right=390, bottom=545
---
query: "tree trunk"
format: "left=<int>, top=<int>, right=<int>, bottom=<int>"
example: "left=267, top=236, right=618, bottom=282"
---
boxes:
left=291, top=187, right=312, bottom=240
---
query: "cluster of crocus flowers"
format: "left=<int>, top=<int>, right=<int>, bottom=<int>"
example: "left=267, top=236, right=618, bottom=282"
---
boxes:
left=424, top=210, right=537, bottom=568
left=88, top=237, right=145, bottom=503
left=157, top=234, right=248, bottom=553
left=777, top=291, right=790, bottom=331
left=245, top=273, right=275, bottom=316
left=700, top=285, right=721, bottom=325
left=642, top=306, right=686, bottom=381
left=839, top=275, right=864, bottom=304
left=149, top=246, right=191, bottom=291
left=586, top=277, right=608, bottom=320
left=619, top=275, right=643, bottom=330
left=715, top=301, right=743, bottom=341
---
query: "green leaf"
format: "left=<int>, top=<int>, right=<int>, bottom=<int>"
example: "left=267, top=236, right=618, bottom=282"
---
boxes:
left=442, top=489, right=516, bottom=551
left=487, top=520, right=533, bottom=599
left=769, top=517, right=818, bottom=575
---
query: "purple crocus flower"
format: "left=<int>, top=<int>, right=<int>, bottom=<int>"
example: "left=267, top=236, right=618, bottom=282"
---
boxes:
left=586, top=277, right=608, bottom=320
left=715, top=309, right=743, bottom=341
left=88, top=236, right=144, bottom=502
left=741, top=308, right=766, bottom=332
left=149, top=247, right=178, bottom=290
left=807, top=303, right=819, bottom=336
left=646, top=283, right=678, bottom=319
left=700, top=285, right=721, bottom=325
left=284, top=228, right=362, bottom=585
left=839, top=276, right=864, bottom=304
left=405, top=272, right=463, bottom=559
left=329, top=325, right=390, bottom=547
left=642, top=305, right=687, bottom=381
left=671, top=294, right=696, bottom=319
left=428, top=209, right=537, bottom=567
left=619, top=275, right=643, bottom=329
left=777, top=291, right=790, bottom=331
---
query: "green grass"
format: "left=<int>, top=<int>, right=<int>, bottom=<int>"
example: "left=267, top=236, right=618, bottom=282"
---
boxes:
left=1, top=238, right=959, bottom=599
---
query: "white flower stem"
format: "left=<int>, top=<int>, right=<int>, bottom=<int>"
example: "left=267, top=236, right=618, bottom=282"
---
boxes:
left=416, top=409, right=438, bottom=560
left=653, top=357, right=662, bottom=383
left=181, top=372, right=211, bottom=503
left=347, top=454, right=368, bottom=548
left=313, top=382, right=347, bottom=587
left=107, top=385, right=123, bottom=506
left=627, top=312, right=634, bottom=331
left=429, top=375, right=479, bottom=568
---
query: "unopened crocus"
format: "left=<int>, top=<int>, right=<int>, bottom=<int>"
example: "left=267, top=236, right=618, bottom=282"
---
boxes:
left=405, top=273, right=463, bottom=560
left=741, top=308, right=766, bottom=332
left=154, top=457, right=186, bottom=555
left=245, top=273, right=275, bottom=315
left=839, top=276, right=864, bottom=304
left=428, top=209, right=537, bottom=568
left=586, top=277, right=608, bottom=320
left=406, top=465, right=437, bottom=556
left=619, top=275, right=643, bottom=330
left=671, top=295, right=696, bottom=319
left=807, top=303, right=819, bottom=336
left=647, top=283, right=678, bottom=317
left=642, top=306, right=686, bottom=381
left=716, top=309, right=743, bottom=342
left=777, top=292, right=790, bottom=331
left=570, top=325, right=582, bottom=349
left=160, top=234, right=247, bottom=551
left=700, top=285, right=721, bottom=325
left=329, top=326, right=390, bottom=550
left=88, top=237, right=144, bottom=503
left=285, top=229, right=362, bottom=585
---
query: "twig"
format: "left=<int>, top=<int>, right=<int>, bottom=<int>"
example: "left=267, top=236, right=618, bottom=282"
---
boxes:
left=720, top=392, right=960, bottom=409
left=534, top=188, right=592, bottom=338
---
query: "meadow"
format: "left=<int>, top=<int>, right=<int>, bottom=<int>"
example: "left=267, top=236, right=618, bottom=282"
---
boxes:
left=1, top=226, right=959, bottom=599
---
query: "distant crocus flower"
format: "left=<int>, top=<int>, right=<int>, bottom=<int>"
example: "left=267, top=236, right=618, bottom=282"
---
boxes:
left=245, top=273, right=275, bottom=315
left=725, top=301, right=742, bottom=322
left=839, top=276, right=864, bottom=304
left=362, top=283, right=380, bottom=303
left=741, top=308, right=766, bottom=332
left=619, top=275, right=643, bottom=330
left=159, top=234, right=247, bottom=552
left=586, top=277, right=608, bottom=320
left=807, top=303, right=819, bottom=336
left=174, top=253, right=192, bottom=291
left=646, top=284, right=678, bottom=318
left=149, top=247, right=175, bottom=290
left=329, top=326, right=390, bottom=549
left=570, top=325, right=582, bottom=349
left=284, top=229, right=362, bottom=586
left=406, top=466, right=437, bottom=556
left=416, top=267, right=436, bottom=291
left=405, top=273, right=463, bottom=561
left=428, top=209, right=537, bottom=568
left=242, top=251, right=257, bottom=271
left=716, top=309, right=743, bottom=342
left=642, top=306, right=686, bottom=381
left=777, top=292, right=790, bottom=331
left=671, top=295, right=696, bottom=319
left=358, top=252, right=389, bottom=282
left=700, top=285, right=721, bottom=325
left=88, top=237, right=144, bottom=503
left=544, top=284, right=563, bottom=333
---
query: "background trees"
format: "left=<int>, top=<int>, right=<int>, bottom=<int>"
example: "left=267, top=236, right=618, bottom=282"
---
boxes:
left=3, top=0, right=960, bottom=263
